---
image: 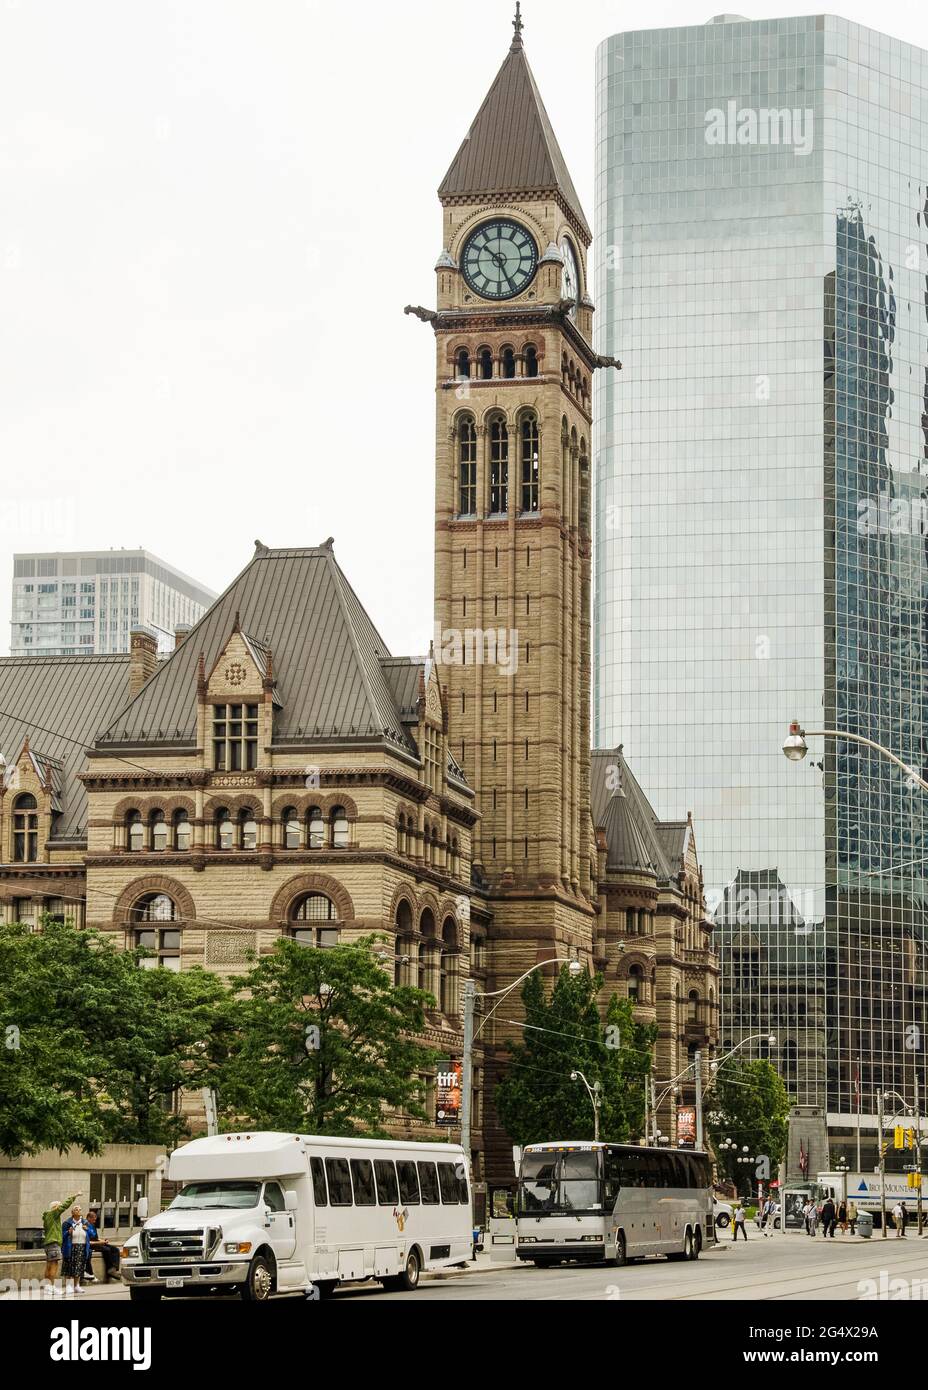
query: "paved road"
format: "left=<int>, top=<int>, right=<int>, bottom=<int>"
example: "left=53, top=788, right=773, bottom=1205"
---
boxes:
left=20, top=1231, right=928, bottom=1302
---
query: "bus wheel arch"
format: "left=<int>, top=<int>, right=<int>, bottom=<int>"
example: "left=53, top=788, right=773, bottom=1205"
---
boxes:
left=383, top=1244, right=422, bottom=1293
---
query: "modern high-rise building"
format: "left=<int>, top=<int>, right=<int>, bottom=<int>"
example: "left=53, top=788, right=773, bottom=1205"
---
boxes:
left=594, top=13, right=928, bottom=1150
left=10, top=549, right=216, bottom=657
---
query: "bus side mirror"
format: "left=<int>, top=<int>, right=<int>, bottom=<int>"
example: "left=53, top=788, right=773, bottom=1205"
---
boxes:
left=284, top=1190, right=298, bottom=1212
left=136, top=1197, right=149, bottom=1222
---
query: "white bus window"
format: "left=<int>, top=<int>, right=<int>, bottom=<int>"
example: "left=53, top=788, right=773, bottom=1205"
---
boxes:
left=325, top=1158, right=353, bottom=1206
left=350, top=1159, right=376, bottom=1207
left=310, top=1157, right=327, bottom=1206
left=521, top=1153, right=559, bottom=1212
left=417, top=1161, right=440, bottom=1205
left=437, top=1162, right=460, bottom=1204
left=397, top=1161, right=420, bottom=1205
left=264, top=1182, right=285, bottom=1212
left=560, top=1151, right=601, bottom=1211
left=374, top=1160, right=399, bottom=1206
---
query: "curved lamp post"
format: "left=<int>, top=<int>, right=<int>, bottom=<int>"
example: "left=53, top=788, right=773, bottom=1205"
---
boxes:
left=783, top=721, right=928, bottom=791
left=461, top=958, right=583, bottom=1162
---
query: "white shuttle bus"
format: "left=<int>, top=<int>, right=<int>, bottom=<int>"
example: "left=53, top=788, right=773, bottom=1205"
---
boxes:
left=516, top=1141, right=715, bottom=1267
left=120, top=1132, right=472, bottom=1301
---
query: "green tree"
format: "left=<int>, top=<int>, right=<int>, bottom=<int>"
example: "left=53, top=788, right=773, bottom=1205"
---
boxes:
left=214, top=936, right=439, bottom=1135
left=495, top=965, right=656, bottom=1146
left=0, top=918, right=232, bottom=1156
left=706, top=1058, right=790, bottom=1193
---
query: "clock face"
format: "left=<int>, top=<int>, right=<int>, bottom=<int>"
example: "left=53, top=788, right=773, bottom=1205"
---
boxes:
left=461, top=220, right=538, bottom=300
left=561, top=238, right=580, bottom=317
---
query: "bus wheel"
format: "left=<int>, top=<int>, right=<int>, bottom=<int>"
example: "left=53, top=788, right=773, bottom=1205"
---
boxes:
left=240, top=1254, right=274, bottom=1302
left=690, top=1228, right=702, bottom=1260
left=383, top=1248, right=421, bottom=1293
left=533, top=1258, right=560, bottom=1268
left=610, top=1233, right=627, bottom=1267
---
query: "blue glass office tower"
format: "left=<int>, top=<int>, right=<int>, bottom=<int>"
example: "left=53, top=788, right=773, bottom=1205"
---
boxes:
left=594, top=14, right=928, bottom=1140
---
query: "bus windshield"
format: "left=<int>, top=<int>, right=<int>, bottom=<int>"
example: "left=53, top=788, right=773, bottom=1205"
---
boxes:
left=170, top=1181, right=262, bottom=1210
left=520, top=1151, right=602, bottom=1214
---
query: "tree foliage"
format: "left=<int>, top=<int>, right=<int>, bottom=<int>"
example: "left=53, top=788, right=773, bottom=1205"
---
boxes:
left=212, top=936, right=440, bottom=1136
left=495, top=966, right=656, bottom=1146
left=0, top=919, right=231, bottom=1157
left=706, top=1058, right=791, bottom=1192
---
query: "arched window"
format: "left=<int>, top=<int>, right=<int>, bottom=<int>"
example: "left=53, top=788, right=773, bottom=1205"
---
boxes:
left=283, top=807, right=300, bottom=850
left=440, top=918, right=459, bottom=1014
left=126, top=809, right=144, bottom=853
left=239, top=808, right=258, bottom=851
left=331, top=806, right=349, bottom=849
left=290, top=892, right=339, bottom=949
left=173, top=809, right=191, bottom=852
left=524, top=345, right=538, bottom=378
left=687, top=990, right=700, bottom=1023
left=13, top=794, right=39, bottom=862
left=455, top=348, right=470, bottom=379
left=458, top=415, right=477, bottom=515
left=628, top=964, right=643, bottom=1002
left=307, top=807, right=324, bottom=849
left=150, top=810, right=167, bottom=852
left=215, top=808, right=233, bottom=851
left=489, top=416, right=508, bottom=515
left=395, top=900, right=413, bottom=986
left=520, top=413, right=539, bottom=513
left=479, top=348, right=493, bottom=380
left=131, top=892, right=181, bottom=970
left=501, top=346, right=516, bottom=379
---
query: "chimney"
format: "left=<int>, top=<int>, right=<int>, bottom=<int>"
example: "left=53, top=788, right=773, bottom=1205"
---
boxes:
left=174, top=623, right=192, bottom=650
left=129, top=626, right=158, bottom=699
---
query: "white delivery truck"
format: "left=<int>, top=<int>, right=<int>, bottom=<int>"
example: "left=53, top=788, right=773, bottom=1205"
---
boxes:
left=120, top=1131, right=472, bottom=1301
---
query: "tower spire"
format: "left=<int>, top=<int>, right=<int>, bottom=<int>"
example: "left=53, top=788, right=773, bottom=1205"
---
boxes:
left=511, top=1, right=524, bottom=50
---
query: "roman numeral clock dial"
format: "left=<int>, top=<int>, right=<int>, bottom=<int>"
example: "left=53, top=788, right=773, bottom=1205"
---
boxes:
left=461, top=219, right=538, bottom=300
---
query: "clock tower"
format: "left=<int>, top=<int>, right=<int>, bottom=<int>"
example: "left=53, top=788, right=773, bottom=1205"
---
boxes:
left=408, top=5, right=613, bottom=1171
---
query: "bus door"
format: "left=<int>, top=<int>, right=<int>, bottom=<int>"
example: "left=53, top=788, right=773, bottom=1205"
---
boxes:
left=487, top=1186, right=517, bottom=1262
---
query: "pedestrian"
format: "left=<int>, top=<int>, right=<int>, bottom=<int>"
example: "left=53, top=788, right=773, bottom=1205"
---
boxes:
left=733, top=1204, right=748, bottom=1241
left=837, top=1199, right=848, bottom=1234
left=41, top=1190, right=81, bottom=1286
left=892, top=1201, right=905, bottom=1237
left=802, top=1199, right=812, bottom=1235
left=760, top=1196, right=775, bottom=1236
left=900, top=1201, right=909, bottom=1237
left=61, top=1205, right=91, bottom=1293
left=85, top=1209, right=120, bottom=1284
left=821, top=1195, right=837, bottom=1238
left=806, top=1199, right=819, bottom=1237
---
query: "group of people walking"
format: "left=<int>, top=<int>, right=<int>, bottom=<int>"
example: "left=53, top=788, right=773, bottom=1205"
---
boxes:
left=802, top=1195, right=848, bottom=1236
left=41, top=1192, right=121, bottom=1293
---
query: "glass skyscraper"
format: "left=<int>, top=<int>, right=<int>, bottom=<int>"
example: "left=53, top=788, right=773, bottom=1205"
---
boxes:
left=594, top=14, right=928, bottom=1138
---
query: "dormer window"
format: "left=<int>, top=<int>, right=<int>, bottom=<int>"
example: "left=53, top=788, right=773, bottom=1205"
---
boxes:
left=212, top=703, right=258, bottom=772
left=13, top=794, right=38, bottom=863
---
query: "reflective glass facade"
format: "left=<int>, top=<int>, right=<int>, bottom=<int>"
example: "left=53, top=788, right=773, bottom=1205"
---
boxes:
left=594, top=15, right=928, bottom=1123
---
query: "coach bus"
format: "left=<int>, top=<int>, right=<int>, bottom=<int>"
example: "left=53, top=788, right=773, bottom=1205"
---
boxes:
left=515, top=1141, right=714, bottom=1267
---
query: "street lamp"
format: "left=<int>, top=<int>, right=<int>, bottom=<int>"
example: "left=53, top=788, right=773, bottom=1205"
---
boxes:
left=570, top=1070, right=602, bottom=1142
left=460, top=957, right=584, bottom=1163
left=782, top=721, right=928, bottom=791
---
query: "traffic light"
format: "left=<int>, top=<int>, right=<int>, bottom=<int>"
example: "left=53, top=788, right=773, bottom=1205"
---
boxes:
left=908, top=1171, right=922, bottom=1189
left=907, top=1129, right=917, bottom=1151
left=895, top=1126, right=906, bottom=1150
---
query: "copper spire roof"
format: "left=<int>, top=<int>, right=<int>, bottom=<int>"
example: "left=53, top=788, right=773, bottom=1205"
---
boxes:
left=438, top=15, right=591, bottom=242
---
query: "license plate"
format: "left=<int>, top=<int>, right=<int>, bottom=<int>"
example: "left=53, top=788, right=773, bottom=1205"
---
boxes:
left=165, top=1278, right=185, bottom=1290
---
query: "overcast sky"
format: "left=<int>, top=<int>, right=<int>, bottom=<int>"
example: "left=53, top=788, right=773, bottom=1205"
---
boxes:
left=2, top=0, right=928, bottom=660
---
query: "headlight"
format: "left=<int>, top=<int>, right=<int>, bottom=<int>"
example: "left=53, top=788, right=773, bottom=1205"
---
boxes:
left=580, top=1235, right=601, bottom=1242
left=224, top=1241, right=252, bottom=1255
left=121, top=1243, right=139, bottom=1259
left=519, top=1236, right=536, bottom=1244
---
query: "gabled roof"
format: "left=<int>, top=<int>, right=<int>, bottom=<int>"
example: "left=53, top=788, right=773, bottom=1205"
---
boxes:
left=438, top=30, right=590, bottom=241
left=94, top=545, right=436, bottom=763
left=0, top=655, right=131, bottom=838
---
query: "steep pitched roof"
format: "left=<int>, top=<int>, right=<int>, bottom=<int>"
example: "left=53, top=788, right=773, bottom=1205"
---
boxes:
left=0, top=654, right=130, bottom=838
left=591, top=746, right=690, bottom=884
left=439, top=33, right=590, bottom=241
left=95, top=546, right=419, bottom=757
